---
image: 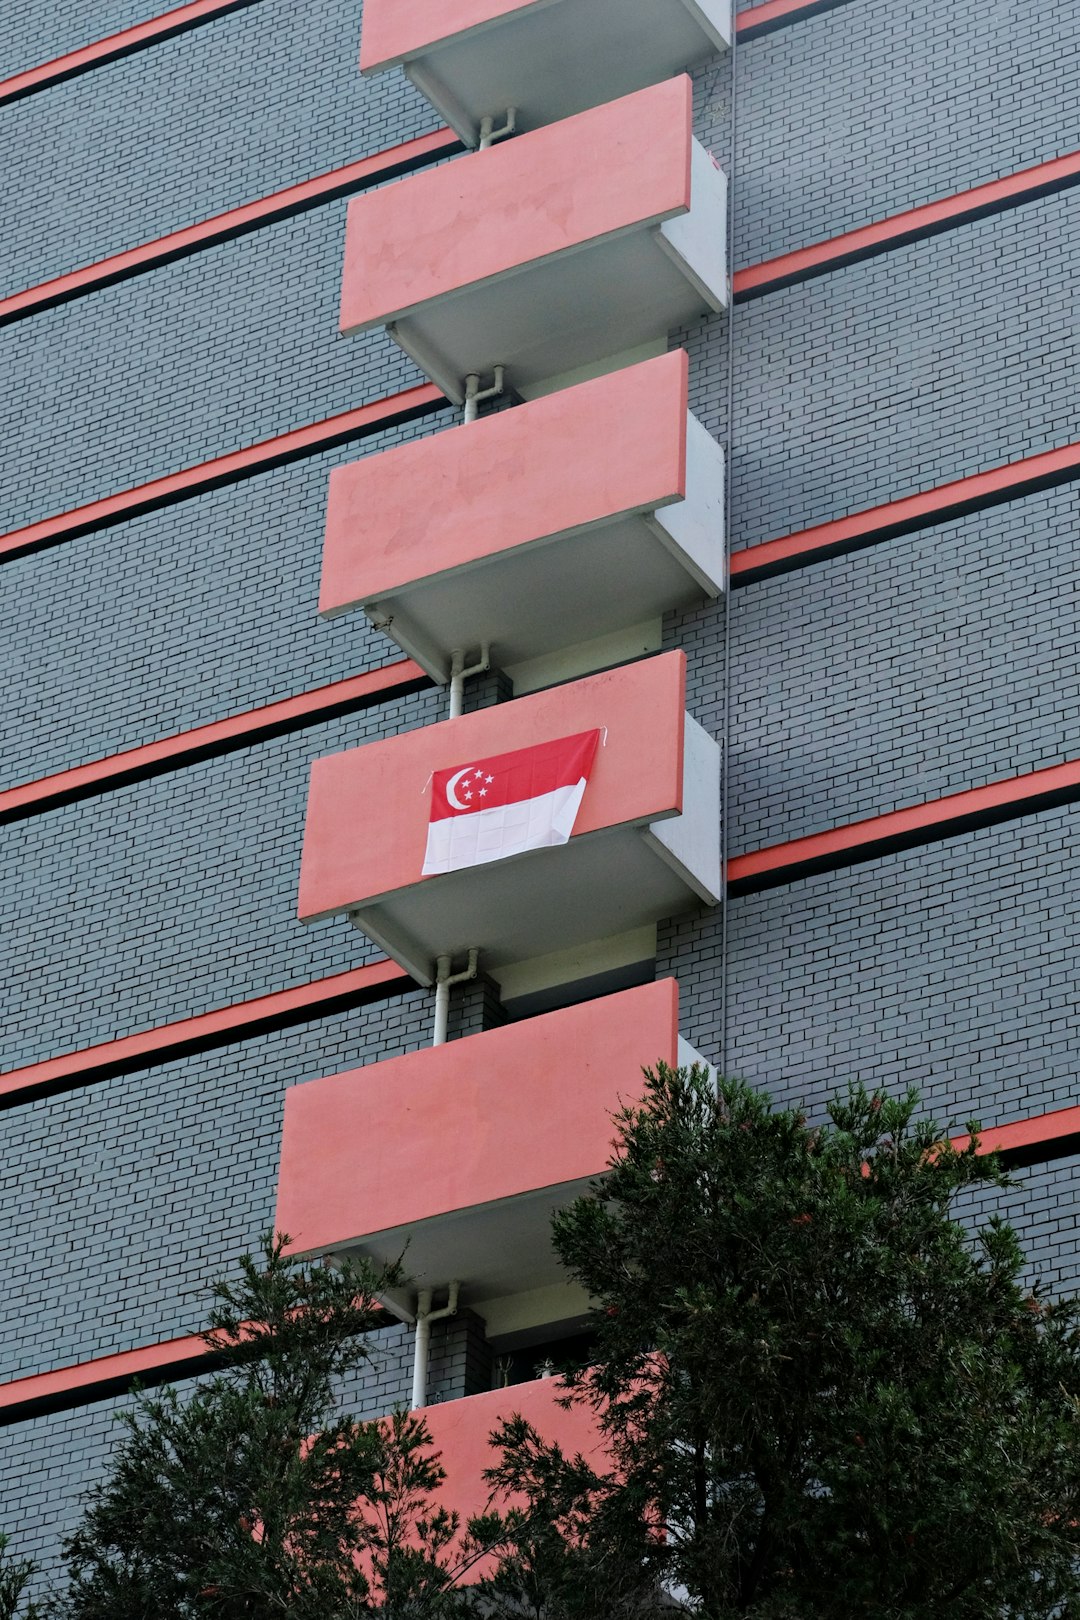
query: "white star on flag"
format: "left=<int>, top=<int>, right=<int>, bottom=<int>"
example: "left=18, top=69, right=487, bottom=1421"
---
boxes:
left=421, top=730, right=601, bottom=876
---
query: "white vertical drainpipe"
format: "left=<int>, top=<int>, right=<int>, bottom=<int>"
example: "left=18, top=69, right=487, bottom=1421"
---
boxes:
left=408, top=103, right=510, bottom=1429
left=432, top=948, right=479, bottom=1047
left=478, top=108, right=516, bottom=151
left=462, top=365, right=505, bottom=426
left=410, top=104, right=510, bottom=1429
left=411, top=1281, right=460, bottom=1410
left=448, top=643, right=491, bottom=719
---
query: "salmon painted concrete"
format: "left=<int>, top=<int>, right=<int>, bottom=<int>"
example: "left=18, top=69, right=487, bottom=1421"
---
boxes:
left=277, top=978, right=679, bottom=1257
left=340, top=77, right=693, bottom=334
left=298, top=651, right=687, bottom=924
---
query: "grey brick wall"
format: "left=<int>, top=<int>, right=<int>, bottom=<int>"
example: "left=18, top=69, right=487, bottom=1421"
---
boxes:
left=0, top=989, right=505, bottom=1394
left=0, top=1395, right=143, bottom=1592
left=0, top=0, right=153, bottom=79
left=5, top=0, right=1079, bottom=1595
left=725, top=805, right=1080, bottom=1134
left=728, top=480, right=1080, bottom=853
left=0, top=696, right=452, bottom=1070
left=735, top=0, right=1080, bottom=268
left=0, top=205, right=421, bottom=533
left=0, top=0, right=435, bottom=293
left=959, top=1152, right=1080, bottom=1302
left=0, top=1310, right=487, bottom=1595
left=0, top=992, right=450, bottom=1382
left=0, top=413, right=454, bottom=791
left=730, top=192, right=1080, bottom=547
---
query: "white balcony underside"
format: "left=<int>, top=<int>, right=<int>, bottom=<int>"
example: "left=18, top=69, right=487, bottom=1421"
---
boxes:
left=394, top=0, right=732, bottom=146
left=352, top=821, right=698, bottom=986
left=325, top=1177, right=594, bottom=1305
left=374, top=145, right=727, bottom=404
left=360, top=503, right=722, bottom=686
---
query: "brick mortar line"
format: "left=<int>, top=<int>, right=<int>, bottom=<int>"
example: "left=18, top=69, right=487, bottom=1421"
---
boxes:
left=0, top=0, right=262, bottom=105
left=2, top=1096, right=1075, bottom=1425
left=0, top=662, right=432, bottom=824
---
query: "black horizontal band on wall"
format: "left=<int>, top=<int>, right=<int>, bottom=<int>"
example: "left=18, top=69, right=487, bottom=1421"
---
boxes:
left=0, top=131, right=464, bottom=327
left=736, top=0, right=859, bottom=42
left=0, top=960, right=414, bottom=1110
left=728, top=757, right=1080, bottom=895
left=0, top=0, right=262, bottom=106
left=0, top=663, right=432, bottom=827
left=3, top=1093, right=1076, bottom=1426
left=0, top=384, right=449, bottom=564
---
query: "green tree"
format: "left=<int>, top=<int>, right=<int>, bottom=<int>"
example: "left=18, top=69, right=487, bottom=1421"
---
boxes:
left=0, top=1534, right=41, bottom=1620
left=481, top=1067, right=1080, bottom=1619
left=52, top=1235, right=471, bottom=1619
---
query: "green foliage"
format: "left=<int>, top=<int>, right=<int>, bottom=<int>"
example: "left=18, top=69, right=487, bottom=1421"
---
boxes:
left=481, top=1069, right=1080, bottom=1619
left=51, top=1234, right=470, bottom=1619
left=0, top=1534, right=40, bottom=1620
left=360, top=1407, right=474, bottom=1619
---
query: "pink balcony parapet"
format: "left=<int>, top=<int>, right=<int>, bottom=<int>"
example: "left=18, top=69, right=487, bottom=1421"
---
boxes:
left=414, top=1378, right=606, bottom=1578
left=321, top=352, right=725, bottom=686
left=277, top=980, right=683, bottom=1312
left=359, top=0, right=732, bottom=148
left=297, top=651, right=721, bottom=985
left=340, top=78, right=728, bottom=402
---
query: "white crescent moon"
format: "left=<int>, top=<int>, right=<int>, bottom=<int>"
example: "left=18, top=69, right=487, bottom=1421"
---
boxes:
left=445, top=767, right=472, bottom=811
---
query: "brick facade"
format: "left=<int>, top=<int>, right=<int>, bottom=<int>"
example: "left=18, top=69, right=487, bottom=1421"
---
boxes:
left=3, top=0, right=1078, bottom=1592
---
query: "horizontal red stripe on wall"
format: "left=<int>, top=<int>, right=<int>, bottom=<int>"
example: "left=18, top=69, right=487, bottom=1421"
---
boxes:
left=2, top=115, right=1067, bottom=335
left=728, top=755, right=1080, bottom=894
left=0, top=0, right=828, bottom=121
left=0, top=1333, right=219, bottom=1424
left=0, top=0, right=260, bottom=105
left=0, top=383, right=447, bottom=563
left=3, top=1095, right=1073, bottom=1425
left=0, top=959, right=413, bottom=1109
left=953, top=1106, right=1080, bottom=1171
left=731, top=434, right=1080, bottom=585
left=736, top=0, right=855, bottom=39
left=0, top=661, right=431, bottom=824
left=734, top=149, right=1080, bottom=300
left=0, top=131, right=462, bottom=326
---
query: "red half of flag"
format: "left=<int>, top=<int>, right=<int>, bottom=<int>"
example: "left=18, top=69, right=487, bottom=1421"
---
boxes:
left=422, top=729, right=601, bottom=876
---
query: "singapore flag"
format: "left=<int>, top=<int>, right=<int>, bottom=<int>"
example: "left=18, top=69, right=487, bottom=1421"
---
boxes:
left=422, top=730, right=601, bottom=877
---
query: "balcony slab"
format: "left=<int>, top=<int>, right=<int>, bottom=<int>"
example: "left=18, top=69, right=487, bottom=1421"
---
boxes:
left=340, top=78, right=728, bottom=403
left=321, top=351, right=725, bottom=683
left=360, top=0, right=732, bottom=146
left=278, top=978, right=683, bottom=1311
left=298, top=652, right=721, bottom=985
